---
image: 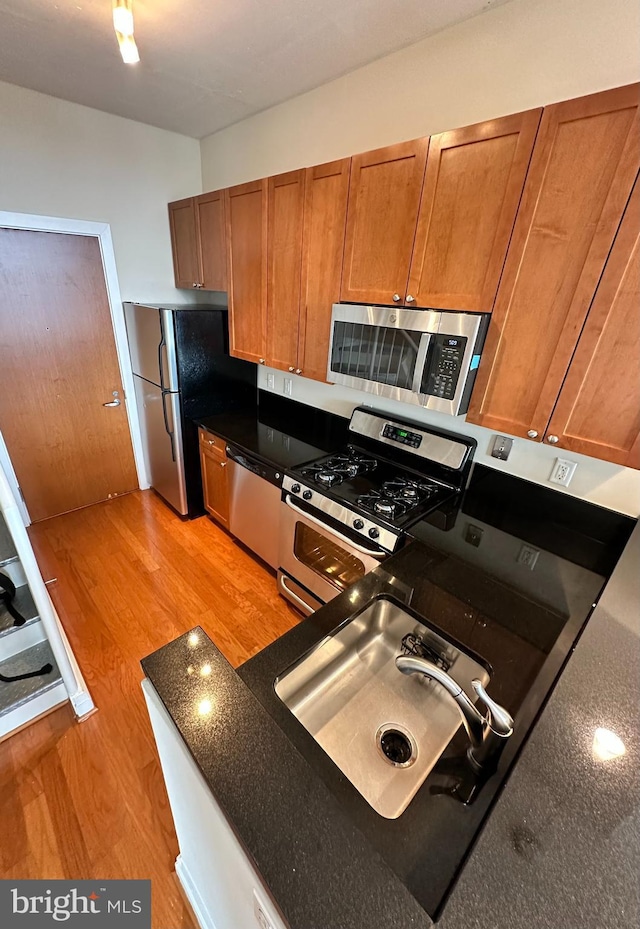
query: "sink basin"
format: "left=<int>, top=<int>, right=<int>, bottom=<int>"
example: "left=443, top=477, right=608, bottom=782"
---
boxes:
left=274, top=596, right=491, bottom=819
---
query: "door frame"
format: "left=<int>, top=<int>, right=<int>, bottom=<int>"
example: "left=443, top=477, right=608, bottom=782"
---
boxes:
left=0, top=211, right=149, bottom=524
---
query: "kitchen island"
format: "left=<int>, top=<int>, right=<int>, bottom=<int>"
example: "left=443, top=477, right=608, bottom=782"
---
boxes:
left=141, top=480, right=638, bottom=927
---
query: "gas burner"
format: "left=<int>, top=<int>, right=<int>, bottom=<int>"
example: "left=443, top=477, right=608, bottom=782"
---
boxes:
left=380, top=477, right=438, bottom=502
left=321, top=449, right=377, bottom=478
left=373, top=498, right=409, bottom=519
left=316, top=471, right=342, bottom=487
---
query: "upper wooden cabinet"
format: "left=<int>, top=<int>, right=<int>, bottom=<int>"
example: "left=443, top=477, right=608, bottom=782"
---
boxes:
left=407, top=109, right=542, bottom=312
left=168, top=192, right=227, bottom=290
left=298, top=159, right=351, bottom=381
left=266, top=170, right=306, bottom=372
left=225, top=179, right=268, bottom=364
left=545, top=176, right=640, bottom=467
left=168, top=198, right=200, bottom=289
left=195, top=190, right=227, bottom=291
left=467, top=83, right=640, bottom=442
left=340, top=139, right=429, bottom=306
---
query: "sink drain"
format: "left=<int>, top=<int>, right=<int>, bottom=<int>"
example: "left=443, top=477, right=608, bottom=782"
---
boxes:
left=376, top=725, right=417, bottom=768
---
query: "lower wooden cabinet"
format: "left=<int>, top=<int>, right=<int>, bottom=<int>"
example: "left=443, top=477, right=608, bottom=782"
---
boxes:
left=198, top=429, right=229, bottom=527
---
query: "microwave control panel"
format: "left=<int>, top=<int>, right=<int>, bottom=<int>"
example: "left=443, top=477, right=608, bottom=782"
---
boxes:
left=422, top=335, right=468, bottom=399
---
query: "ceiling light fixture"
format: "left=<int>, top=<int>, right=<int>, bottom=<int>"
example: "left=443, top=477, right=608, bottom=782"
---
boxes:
left=113, top=0, right=140, bottom=64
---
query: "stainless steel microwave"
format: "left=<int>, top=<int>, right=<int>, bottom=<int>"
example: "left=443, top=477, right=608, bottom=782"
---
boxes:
left=327, top=304, right=490, bottom=415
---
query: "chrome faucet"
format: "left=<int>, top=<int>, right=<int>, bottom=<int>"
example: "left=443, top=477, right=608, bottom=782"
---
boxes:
left=395, top=655, right=514, bottom=771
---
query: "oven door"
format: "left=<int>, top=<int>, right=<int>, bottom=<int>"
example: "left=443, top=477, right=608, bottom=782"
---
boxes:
left=279, top=493, right=386, bottom=606
left=327, top=304, right=439, bottom=404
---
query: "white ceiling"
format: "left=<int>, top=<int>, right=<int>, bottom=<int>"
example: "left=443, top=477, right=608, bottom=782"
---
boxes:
left=0, top=0, right=512, bottom=139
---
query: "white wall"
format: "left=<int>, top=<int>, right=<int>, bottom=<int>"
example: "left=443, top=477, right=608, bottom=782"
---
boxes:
left=0, top=81, right=202, bottom=302
left=201, top=0, right=640, bottom=188
left=200, top=0, right=640, bottom=516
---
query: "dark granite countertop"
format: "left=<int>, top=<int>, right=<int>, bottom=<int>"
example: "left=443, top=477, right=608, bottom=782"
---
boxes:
left=195, top=392, right=349, bottom=472
left=142, top=454, right=637, bottom=928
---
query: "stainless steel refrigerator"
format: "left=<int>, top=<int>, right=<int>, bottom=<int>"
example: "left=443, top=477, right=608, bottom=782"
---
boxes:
left=124, top=303, right=256, bottom=517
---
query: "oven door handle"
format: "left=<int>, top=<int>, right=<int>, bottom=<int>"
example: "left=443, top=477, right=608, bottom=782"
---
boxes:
left=411, top=332, right=433, bottom=394
left=284, top=494, right=387, bottom=560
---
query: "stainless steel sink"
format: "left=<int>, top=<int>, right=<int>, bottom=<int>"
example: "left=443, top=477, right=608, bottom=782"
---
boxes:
left=274, top=596, right=490, bottom=819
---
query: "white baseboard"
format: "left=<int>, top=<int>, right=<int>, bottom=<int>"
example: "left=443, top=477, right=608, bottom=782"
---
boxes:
left=175, top=855, right=216, bottom=929
left=0, top=680, right=68, bottom=740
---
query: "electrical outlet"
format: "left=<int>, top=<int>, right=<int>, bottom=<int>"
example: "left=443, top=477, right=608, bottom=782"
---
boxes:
left=283, top=377, right=293, bottom=397
left=517, top=544, right=540, bottom=570
left=549, top=457, right=577, bottom=487
left=266, top=373, right=275, bottom=390
left=491, top=434, right=513, bottom=460
left=253, top=889, right=279, bottom=929
left=464, top=523, right=483, bottom=547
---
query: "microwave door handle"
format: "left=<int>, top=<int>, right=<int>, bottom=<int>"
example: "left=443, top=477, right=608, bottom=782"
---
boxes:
left=284, top=494, right=387, bottom=560
left=412, top=332, right=433, bottom=394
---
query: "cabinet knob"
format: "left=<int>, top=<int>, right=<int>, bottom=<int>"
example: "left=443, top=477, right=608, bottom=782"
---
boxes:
left=220, top=461, right=226, bottom=468
left=392, top=294, right=401, bottom=303
left=288, top=366, right=295, bottom=372
left=527, top=430, right=538, bottom=439
left=192, top=282, right=198, bottom=288
left=208, top=439, right=216, bottom=446
left=405, top=294, right=415, bottom=304
left=295, top=369, right=302, bottom=375
left=547, top=435, right=559, bottom=444
left=259, top=358, right=266, bottom=364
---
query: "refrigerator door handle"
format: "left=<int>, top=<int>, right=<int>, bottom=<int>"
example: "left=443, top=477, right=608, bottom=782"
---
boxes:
left=161, top=390, right=176, bottom=462
left=158, top=335, right=166, bottom=390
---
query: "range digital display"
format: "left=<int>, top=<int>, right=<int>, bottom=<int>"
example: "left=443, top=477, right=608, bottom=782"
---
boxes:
left=382, top=424, right=422, bottom=448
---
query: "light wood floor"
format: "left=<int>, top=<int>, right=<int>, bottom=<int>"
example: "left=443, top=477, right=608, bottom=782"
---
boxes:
left=1, top=491, right=300, bottom=928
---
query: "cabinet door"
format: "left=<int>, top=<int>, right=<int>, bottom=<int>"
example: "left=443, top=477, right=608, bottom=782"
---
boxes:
left=545, top=176, right=640, bottom=467
left=407, top=109, right=542, bottom=311
left=168, top=197, right=200, bottom=289
left=467, top=84, right=640, bottom=440
left=266, top=169, right=306, bottom=372
left=225, top=180, right=268, bottom=364
left=200, top=443, right=229, bottom=527
left=298, top=158, right=351, bottom=382
left=340, top=139, right=428, bottom=306
left=195, top=190, right=227, bottom=291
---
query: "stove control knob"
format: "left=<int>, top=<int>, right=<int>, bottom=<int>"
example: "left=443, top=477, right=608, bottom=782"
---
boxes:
left=291, top=483, right=301, bottom=494
left=302, top=490, right=313, bottom=501
left=353, top=519, right=364, bottom=530
left=368, top=527, right=380, bottom=539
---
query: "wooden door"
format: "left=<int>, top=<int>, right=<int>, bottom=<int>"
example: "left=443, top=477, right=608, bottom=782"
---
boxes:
left=340, top=139, right=428, bottom=306
left=225, top=180, right=268, bottom=364
left=198, top=431, right=229, bottom=526
left=0, top=229, right=138, bottom=521
left=266, top=169, right=306, bottom=372
left=467, top=83, right=640, bottom=440
left=168, top=197, right=200, bottom=289
left=195, top=190, right=227, bottom=291
left=407, top=109, right=542, bottom=311
left=298, top=158, right=351, bottom=382
left=545, top=176, right=640, bottom=467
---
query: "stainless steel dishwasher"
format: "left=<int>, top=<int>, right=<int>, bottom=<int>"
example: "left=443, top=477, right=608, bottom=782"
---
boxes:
left=226, top=445, right=282, bottom=569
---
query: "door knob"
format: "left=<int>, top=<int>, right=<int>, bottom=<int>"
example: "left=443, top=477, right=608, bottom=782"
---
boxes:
left=527, top=430, right=538, bottom=438
left=405, top=294, right=415, bottom=303
left=103, top=390, right=121, bottom=408
left=547, top=435, right=559, bottom=444
left=392, top=294, right=401, bottom=303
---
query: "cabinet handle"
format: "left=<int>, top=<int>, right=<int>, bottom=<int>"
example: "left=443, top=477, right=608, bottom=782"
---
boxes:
left=547, top=435, right=559, bottom=444
left=288, top=366, right=295, bottom=372
left=392, top=294, right=401, bottom=303
left=295, top=369, right=302, bottom=375
left=527, top=430, right=538, bottom=439
left=405, top=294, right=415, bottom=303
left=259, top=358, right=266, bottom=364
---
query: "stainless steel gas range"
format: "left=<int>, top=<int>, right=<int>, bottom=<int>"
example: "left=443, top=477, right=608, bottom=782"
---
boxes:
left=277, top=408, right=476, bottom=615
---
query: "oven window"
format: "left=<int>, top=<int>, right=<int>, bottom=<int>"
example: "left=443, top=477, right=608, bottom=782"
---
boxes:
left=293, top=522, right=366, bottom=591
left=330, top=321, right=420, bottom=389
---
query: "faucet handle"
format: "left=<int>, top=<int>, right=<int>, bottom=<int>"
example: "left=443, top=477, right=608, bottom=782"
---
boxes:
left=471, top=680, right=514, bottom=736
